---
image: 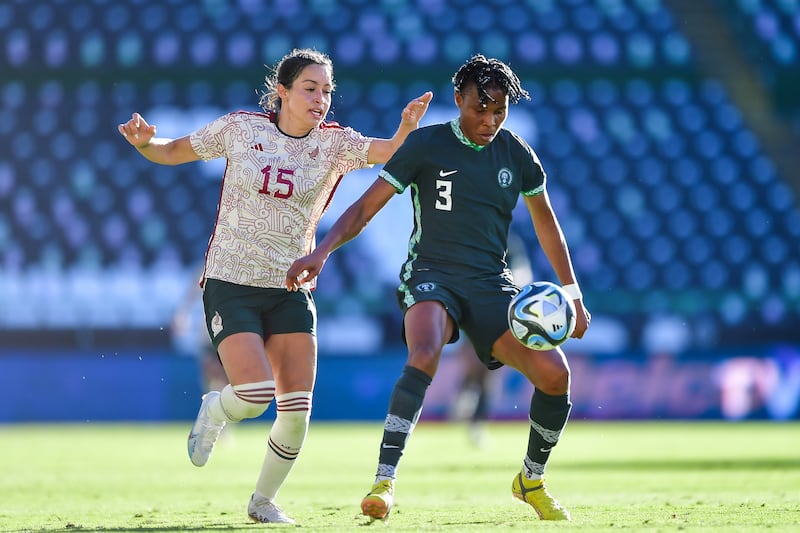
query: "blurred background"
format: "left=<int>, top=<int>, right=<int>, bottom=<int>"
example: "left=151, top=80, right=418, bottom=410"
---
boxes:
left=1, top=0, right=798, bottom=423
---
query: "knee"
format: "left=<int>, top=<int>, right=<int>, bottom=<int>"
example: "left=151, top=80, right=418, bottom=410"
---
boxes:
left=407, top=346, right=441, bottom=377
left=535, top=365, right=570, bottom=396
left=237, top=398, right=271, bottom=419
left=220, top=382, right=275, bottom=421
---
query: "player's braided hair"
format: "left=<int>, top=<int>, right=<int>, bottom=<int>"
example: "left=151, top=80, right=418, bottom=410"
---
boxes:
left=259, top=48, right=334, bottom=112
left=452, top=54, right=530, bottom=105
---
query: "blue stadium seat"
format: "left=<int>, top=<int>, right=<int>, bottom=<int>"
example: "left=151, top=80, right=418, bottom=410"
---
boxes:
left=0, top=0, right=797, bottom=347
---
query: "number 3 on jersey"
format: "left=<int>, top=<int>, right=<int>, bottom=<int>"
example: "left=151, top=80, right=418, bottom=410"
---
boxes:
left=435, top=179, right=452, bottom=211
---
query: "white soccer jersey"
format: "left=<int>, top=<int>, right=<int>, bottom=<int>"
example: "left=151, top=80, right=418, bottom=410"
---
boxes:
left=189, top=111, right=372, bottom=289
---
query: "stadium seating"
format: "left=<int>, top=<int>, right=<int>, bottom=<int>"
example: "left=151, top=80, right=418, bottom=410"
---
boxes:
left=713, top=0, right=800, bottom=132
left=0, top=0, right=797, bottom=352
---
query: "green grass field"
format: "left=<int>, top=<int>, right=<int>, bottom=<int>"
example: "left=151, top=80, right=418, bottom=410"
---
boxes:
left=1, top=421, right=798, bottom=532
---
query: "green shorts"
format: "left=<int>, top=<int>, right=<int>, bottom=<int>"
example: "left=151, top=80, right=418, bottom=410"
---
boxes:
left=396, top=265, right=518, bottom=370
left=202, top=278, right=317, bottom=349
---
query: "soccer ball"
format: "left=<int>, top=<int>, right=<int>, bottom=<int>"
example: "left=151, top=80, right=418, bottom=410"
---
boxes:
left=507, top=281, right=576, bottom=351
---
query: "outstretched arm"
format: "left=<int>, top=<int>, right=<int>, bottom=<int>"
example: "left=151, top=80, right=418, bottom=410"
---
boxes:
left=367, top=91, right=433, bottom=164
left=524, top=192, right=591, bottom=338
left=286, top=179, right=397, bottom=290
left=118, top=112, right=200, bottom=166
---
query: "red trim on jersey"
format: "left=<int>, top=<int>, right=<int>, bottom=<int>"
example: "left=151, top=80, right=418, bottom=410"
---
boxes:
left=321, top=173, right=345, bottom=214
left=200, top=158, right=230, bottom=288
left=228, top=109, right=276, bottom=122
left=319, top=120, right=344, bottom=130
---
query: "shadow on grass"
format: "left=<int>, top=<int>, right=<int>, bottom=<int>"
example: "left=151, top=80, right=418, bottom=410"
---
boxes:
left=25, top=523, right=269, bottom=532
left=560, top=457, right=800, bottom=470
left=439, top=456, right=800, bottom=474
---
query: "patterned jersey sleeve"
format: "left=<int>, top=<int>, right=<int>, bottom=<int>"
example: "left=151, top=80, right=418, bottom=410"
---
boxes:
left=189, top=113, right=234, bottom=161
left=325, top=125, right=372, bottom=176
left=510, top=131, right=547, bottom=197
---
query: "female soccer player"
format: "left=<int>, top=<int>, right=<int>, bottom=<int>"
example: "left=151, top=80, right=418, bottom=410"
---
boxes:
left=118, top=48, right=431, bottom=525
left=286, top=54, right=590, bottom=522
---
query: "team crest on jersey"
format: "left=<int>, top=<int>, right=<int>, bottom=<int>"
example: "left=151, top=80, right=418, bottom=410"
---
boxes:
left=497, top=168, right=513, bottom=188
left=416, top=282, right=436, bottom=292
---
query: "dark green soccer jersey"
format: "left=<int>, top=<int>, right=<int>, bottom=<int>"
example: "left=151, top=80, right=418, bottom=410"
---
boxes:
left=379, top=119, right=546, bottom=279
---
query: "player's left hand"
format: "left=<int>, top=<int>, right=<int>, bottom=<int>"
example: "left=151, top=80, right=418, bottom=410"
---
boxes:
left=400, top=91, right=433, bottom=127
left=571, top=300, right=591, bottom=339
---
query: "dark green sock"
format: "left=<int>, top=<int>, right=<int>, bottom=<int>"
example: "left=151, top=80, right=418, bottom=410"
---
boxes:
left=525, top=389, right=572, bottom=476
left=376, top=365, right=432, bottom=478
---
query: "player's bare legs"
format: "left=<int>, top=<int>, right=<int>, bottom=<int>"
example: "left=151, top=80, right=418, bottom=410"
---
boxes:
left=493, top=332, right=572, bottom=520
left=263, top=332, right=317, bottom=394
left=188, top=333, right=275, bottom=467
left=248, top=332, right=315, bottom=524
left=361, top=302, right=454, bottom=520
left=188, top=332, right=315, bottom=523
left=493, top=332, right=569, bottom=396
left=404, top=301, right=455, bottom=375
left=217, top=332, right=274, bottom=383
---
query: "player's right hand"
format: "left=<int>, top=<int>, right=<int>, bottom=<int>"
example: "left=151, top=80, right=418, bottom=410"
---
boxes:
left=285, top=252, right=327, bottom=291
left=118, top=112, right=157, bottom=148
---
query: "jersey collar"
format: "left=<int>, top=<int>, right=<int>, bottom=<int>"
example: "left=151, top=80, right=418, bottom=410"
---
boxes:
left=450, top=119, right=485, bottom=151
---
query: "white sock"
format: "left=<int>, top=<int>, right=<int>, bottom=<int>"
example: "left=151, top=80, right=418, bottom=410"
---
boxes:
left=208, top=381, right=275, bottom=423
left=254, top=391, right=312, bottom=499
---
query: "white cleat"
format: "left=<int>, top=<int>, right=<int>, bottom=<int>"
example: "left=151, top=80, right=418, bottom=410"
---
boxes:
left=187, top=391, right=225, bottom=467
left=248, top=494, right=296, bottom=524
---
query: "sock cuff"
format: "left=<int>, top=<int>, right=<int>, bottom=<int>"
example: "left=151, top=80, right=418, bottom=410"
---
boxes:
left=532, top=388, right=570, bottom=406
left=232, top=380, right=276, bottom=405
left=402, top=365, right=433, bottom=387
left=276, top=391, right=312, bottom=413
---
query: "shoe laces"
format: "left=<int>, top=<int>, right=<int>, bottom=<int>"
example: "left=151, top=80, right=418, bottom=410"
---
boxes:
left=372, top=480, right=393, bottom=495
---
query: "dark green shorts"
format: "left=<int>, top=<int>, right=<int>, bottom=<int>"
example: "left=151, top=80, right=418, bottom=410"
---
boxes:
left=396, top=266, right=518, bottom=370
left=202, top=278, right=317, bottom=349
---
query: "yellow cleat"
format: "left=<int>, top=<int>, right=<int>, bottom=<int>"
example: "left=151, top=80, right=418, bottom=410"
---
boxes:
left=511, top=472, right=571, bottom=521
left=361, top=479, right=394, bottom=520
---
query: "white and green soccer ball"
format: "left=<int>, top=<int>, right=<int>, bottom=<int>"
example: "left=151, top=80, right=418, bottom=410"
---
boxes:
left=508, top=281, right=576, bottom=351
